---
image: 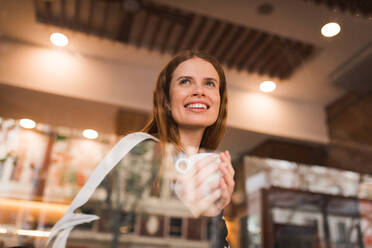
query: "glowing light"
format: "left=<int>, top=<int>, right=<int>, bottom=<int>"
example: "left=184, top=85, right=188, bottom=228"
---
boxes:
left=50, top=33, right=69, bottom=47
left=20, top=118, right=36, bottom=129
left=16, top=229, right=50, bottom=237
left=321, top=22, right=341, bottom=37
left=120, top=226, right=130, bottom=234
left=83, top=129, right=98, bottom=139
left=259, top=81, right=276, bottom=93
left=0, top=227, right=7, bottom=234
left=0, top=198, right=68, bottom=223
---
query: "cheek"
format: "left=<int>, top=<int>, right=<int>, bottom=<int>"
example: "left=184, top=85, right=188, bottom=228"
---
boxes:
left=169, top=89, right=184, bottom=113
left=214, top=92, right=221, bottom=110
left=211, top=93, right=221, bottom=121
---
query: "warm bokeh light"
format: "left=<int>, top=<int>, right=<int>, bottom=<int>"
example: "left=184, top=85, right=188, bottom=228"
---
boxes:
left=16, top=229, right=50, bottom=237
left=0, top=227, right=7, bottom=234
left=260, top=81, right=276, bottom=93
left=19, top=118, right=36, bottom=129
left=321, top=22, right=341, bottom=37
left=50, top=32, right=69, bottom=47
left=0, top=198, right=69, bottom=223
left=83, top=129, right=98, bottom=139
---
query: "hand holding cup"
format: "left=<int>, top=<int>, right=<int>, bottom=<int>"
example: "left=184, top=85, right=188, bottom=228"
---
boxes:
left=174, top=152, right=234, bottom=217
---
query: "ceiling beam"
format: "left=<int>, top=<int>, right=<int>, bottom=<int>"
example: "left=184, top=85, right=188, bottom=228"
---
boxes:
left=136, top=10, right=150, bottom=48
left=244, top=35, right=275, bottom=72
left=198, top=19, right=222, bottom=52
left=117, top=11, right=135, bottom=43
left=209, top=22, right=234, bottom=56
left=252, top=36, right=280, bottom=74
left=159, top=11, right=178, bottom=53
left=60, top=0, right=66, bottom=26
left=99, top=0, right=110, bottom=37
left=73, top=0, right=81, bottom=30
left=227, top=30, right=259, bottom=68
left=87, top=0, right=96, bottom=34
left=184, top=15, right=207, bottom=50
left=217, top=25, right=244, bottom=62
left=236, top=33, right=267, bottom=71
left=172, top=14, right=193, bottom=54
left=148, top=15, right=165, bottom=51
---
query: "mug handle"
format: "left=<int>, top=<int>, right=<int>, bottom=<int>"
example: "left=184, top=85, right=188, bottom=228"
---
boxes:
left=175, top=158, right=190, bottom=174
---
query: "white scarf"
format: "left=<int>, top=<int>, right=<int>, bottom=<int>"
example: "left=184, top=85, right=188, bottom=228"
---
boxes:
left=47, top=132, right=158, bottom=248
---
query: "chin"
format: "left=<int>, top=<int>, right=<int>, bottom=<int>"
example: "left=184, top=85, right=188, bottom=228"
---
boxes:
left=181, top=121, right=216, bottom=129
left=174, top=114, right=218, bottom=129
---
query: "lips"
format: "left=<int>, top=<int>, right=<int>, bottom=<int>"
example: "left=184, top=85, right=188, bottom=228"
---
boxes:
left=184, top=102, right=210, bottom=109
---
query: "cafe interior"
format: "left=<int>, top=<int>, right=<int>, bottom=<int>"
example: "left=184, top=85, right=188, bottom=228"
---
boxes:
left=0, top=0, right=372, bottom=247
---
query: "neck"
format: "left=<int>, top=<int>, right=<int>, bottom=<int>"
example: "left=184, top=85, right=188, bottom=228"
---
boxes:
left=178, top=127, right=205, bottom=155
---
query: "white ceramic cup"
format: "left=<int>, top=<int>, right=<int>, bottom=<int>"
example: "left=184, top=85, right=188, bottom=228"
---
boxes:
left=175, top=153, right=222, bottom=195
left=175, top=153, right=220, bottom=174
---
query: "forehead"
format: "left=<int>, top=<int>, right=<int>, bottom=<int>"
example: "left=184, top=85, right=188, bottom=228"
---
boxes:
left=172, top=57, right=219, bottom=80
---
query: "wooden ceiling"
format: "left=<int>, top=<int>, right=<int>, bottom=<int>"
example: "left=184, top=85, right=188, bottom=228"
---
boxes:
left=302, top=0, right=372, bottom=18
left=34, top=0, right=316, bottom=80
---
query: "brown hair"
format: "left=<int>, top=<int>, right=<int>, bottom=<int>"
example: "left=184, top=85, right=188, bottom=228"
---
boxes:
left=142, top=50, right=228, bottom=151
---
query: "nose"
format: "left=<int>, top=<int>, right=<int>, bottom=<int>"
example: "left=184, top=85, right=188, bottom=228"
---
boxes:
left=192, top=83, right=205, bottom=96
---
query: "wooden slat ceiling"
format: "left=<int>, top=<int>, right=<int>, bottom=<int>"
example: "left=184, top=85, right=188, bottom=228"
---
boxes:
left=34, top=0, right=316, bottom=80
left=302, top=0, right=372, bottom=18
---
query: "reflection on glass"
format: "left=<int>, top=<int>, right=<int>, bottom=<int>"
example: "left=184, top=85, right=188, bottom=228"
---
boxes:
left=0, top=117, right=229, bottom=247
left=242, top=156, right=372, bottom=248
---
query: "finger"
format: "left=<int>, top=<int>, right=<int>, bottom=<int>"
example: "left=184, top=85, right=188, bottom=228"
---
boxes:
left=218, top=161, right=233, bottom=185
left=220, top=151, right=227, bottom=163
left=189, top=154, right=219, bottom=183
left=205, top=203, right=222, bottom=217
left=196, top=176, right=221, bottom=200
left=218, top=163, right=235, bottom=194
left=180, top=168, right=221, bottom=203
left=197, top=188, right=221, bottom=215
left=220, top=151, right=234, bottom=177
left=219, top=152, right=230, bottom=174
left=219, top=178, right=231, bottom=209
left=220, top=153, right=235, bottom=177
left=194, top=154, right=219, bottom=173
left=193, top=163, right=220, bottom=188
left=225, top=162, right=235, bottom=182
left=177, top=174, right=198, bottom=202
left=225, top=150, right=231, bottom=161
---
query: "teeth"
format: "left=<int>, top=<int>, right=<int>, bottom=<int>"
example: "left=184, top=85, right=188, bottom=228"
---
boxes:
left=186, top=103, right=208, bottom=109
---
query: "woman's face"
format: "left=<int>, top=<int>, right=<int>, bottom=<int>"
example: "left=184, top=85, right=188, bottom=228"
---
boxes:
left=169, top=57, right=221, bottom=130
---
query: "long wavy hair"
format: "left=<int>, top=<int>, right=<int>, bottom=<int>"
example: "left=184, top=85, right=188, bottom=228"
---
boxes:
left=142, top=50, right=228, bottom=151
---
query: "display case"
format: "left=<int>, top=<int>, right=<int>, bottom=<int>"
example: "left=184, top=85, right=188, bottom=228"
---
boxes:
left=0, top=117, right=114, bottom=247
left=241, top=156, right=372, bottom=248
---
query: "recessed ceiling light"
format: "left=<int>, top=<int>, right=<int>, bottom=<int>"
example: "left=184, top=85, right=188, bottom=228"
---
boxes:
left=50, top=32, right=69, bottom=47
left=20, top=118, right=36, bottom=129
left=260, top=81, right=276, bottom=93
left=321, top=22, right=341, bottom=37
left=83, top=129, right=98, bottom=139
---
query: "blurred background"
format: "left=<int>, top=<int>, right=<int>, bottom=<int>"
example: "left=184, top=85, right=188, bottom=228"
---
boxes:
left=0, top=0, right=371, bottom=247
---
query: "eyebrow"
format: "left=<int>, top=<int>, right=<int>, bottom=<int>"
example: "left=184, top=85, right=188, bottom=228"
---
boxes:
left=205, top=77, right=218, bottom=82
left=177, top=76, right=192, bottom=81
left=176, top=76, right=218, bottom=82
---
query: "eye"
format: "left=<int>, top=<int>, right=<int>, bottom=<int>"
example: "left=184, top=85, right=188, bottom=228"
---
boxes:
left=205, top=80, right=217, bottom=87
left=179, top=78, right=190, bottom=85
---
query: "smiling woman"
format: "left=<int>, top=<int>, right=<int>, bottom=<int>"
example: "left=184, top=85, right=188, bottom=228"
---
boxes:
left=143, top=50, right=228, bottom=152
left=143, top=50, right=233, bottom=247
left=170, top=58, right=221, bottom=130
left=48, top=51, right=233, bottom=248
